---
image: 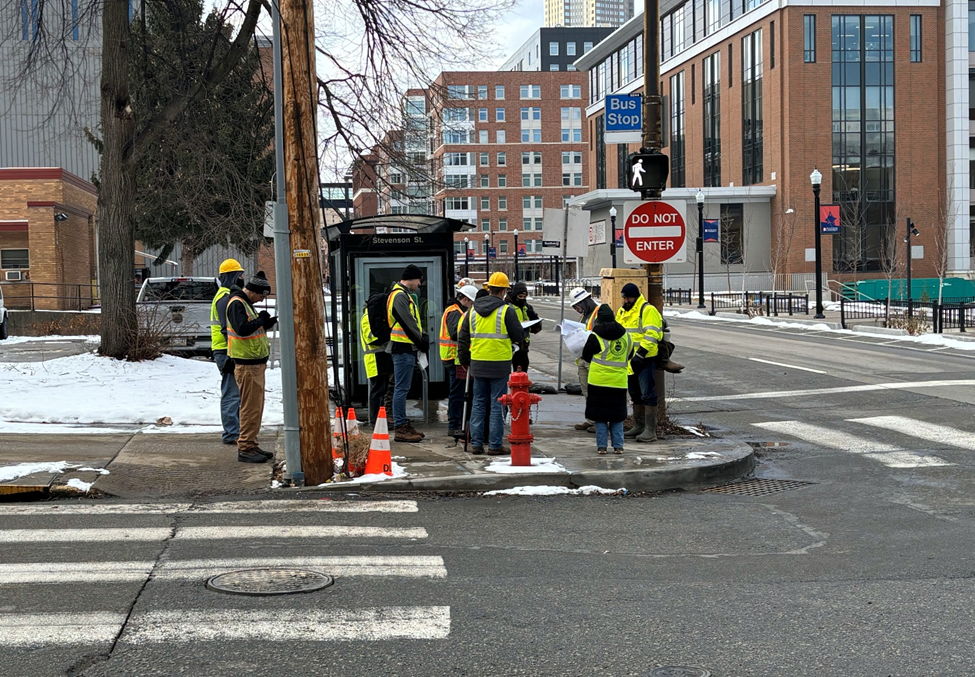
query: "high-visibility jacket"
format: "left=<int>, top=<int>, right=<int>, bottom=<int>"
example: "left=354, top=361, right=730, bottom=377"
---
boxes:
left=615, top=294, right=663, bottom=373
left=583, top=303, right=611, bottom=331
left=454, top=311, right=469, bottom=365
left=439, top=303, right=462, bottom=363
left=470, top=305, right=514, bottom=362
left=209, top=286, right=232, bottom=351
left=587, top=333, right=633, bottom=389
left=226, top=296, right=269, bottom=360
left=359, top=310, right=384, bottom=379
left=387, top=284, right=422, bottom=345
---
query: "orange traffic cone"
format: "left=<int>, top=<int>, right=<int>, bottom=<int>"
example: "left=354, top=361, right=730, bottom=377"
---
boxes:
left=331, top=406, right=345, bottom=461
left=346, top=408, right=360, bottom=437
left=364, top=406, right=393, bottom=476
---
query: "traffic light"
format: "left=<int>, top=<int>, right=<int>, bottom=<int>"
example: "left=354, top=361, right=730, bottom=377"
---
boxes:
left=625, top=151, right=669, bottom=196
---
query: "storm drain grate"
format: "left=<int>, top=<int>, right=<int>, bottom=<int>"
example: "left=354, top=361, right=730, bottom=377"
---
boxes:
left=206, top=568, right=334, bottom=596
left=646, top=668, right=712, bottom=677
left=702, top=477, right=815, bottom=496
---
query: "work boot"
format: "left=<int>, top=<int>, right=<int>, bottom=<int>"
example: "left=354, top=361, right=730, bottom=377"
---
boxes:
left=393, top=425, right=423, bottom=443
left=469, top=445, right=485, bottom=455
left=237, top=449, right=268, bottom=463
left=404, top=422, right=425, bottom=439
left=253, top=447, right=273, bottom=459
left=635, top=405, right=658, bottom=443
left=662, top=359, right=685, bottom=374
left=573, top=421, right=591, bottom=431
left=585, top=424, right=596, bottom=434
left=624, top=405, right=646, bottom=438
left=622, top=416, right=635, bottom=433
left=487, top=445, right=510, bottom=456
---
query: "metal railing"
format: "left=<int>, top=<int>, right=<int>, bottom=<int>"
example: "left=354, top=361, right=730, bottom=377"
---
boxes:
left=663, top=288, right=692, bottom=305
left=0, top=281, right=99, bottom=311
left=838, top=297, right=975, bottom=333
left=707, top=291, right=810, bottom=317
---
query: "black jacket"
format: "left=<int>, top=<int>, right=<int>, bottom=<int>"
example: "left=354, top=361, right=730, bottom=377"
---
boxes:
left=226, top=290, right=269, bottom=365
left=458, top=294, right=526, bottom=379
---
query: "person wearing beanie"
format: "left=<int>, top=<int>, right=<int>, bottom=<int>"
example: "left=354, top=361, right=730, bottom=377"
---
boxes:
left=387, top=264, right=429, bottom=443
left=568, top=286, right=612, bottom=433
left=581, top=304, right=632, bottom=455
left=439, top=285, right=477, bottom=438
left=616, top=283, right=664, bottom=443
left=505, top=282, right=543, bottom=372
left=211, top=259, right=246, bottom=446
left=226, top=271, right=277, bottom=463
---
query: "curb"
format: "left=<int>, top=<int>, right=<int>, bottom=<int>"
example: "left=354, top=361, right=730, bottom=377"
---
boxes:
left=294, top=443, right=754, bottom=494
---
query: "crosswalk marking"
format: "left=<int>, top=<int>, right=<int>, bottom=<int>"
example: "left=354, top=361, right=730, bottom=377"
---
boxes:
left=678, top=379, right=975, bottom=403
left=847, top=416, right=975, bottom=451
left=0, top=556, right=448, bottom=584
left=0, top=525, right=428, bottom=544
left=0, top=499, right=419, bottom=516
left=0, top=612, right=125, bottom=646
left=751, top=420, right=953, bottom=468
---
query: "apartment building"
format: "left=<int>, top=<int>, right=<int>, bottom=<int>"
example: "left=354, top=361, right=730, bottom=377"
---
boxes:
left=544, top=0, right=635, bottom=29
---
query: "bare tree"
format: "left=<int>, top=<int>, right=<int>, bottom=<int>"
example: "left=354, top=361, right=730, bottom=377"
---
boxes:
left=932, top=176, right=955, bottom=304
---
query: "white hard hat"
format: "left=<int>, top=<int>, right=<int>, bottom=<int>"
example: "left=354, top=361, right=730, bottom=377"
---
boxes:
left=569, top=287, right=591, bottom=305
left=458, top=285, right=478, bottom=302
left=456, top=277, right=475, bottom=289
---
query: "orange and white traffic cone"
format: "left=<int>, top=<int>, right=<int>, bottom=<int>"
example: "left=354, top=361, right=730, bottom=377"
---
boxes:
left=364, top=406, right=393, bottom=476
left=331, top=406, right=346, bottom=474
left=346, top=408, right=360, bottom=438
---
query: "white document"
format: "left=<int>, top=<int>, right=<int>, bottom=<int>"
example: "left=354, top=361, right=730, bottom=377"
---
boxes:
left=417, top=352, right=429, bottom=371
left=521, top=319, right=542, bottom=329
left=556, top=319, right=590, bottom=359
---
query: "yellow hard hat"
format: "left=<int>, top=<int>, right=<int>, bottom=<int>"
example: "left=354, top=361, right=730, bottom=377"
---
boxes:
left=486, top=271, right=510, bottom=289
left=219, top=258, right=244, bottom=274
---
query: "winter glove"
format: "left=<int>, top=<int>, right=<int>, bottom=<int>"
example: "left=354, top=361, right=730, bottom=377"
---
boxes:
left=455, top=365, right=468, bottom=380
left=262, top=314, right=279, bottom=329
left=220, top=357, right=236, bottom=376
left=258, top=310, right=271, bottom=323
left=416, top=335, right=430, bottom=353
left=629, top=353, right=647, bottom=372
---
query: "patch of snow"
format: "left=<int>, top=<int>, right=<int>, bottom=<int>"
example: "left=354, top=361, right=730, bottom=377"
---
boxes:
left=76, top=467, right=110, bottom=475
left=318, top=461, right=409, bottom=486
left=685, top=451, right=724, bottom=460
left=484, top=485, right=625, bottom=496
left=270, top=479, right=282, bottom=489
left=484, top=457, right=567, bottom=474
left=680, top=425, right=707, bottom=437
left=0, top=422, right=138, bottom=434
left=0, top=335, right=99, bottom=345
left=65, top=478, right=94, bottom=492
left=0, top=461, right=73, bottom=482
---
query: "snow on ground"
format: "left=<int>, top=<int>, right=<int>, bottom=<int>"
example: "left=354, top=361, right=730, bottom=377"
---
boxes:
left=0, top=335, right=99, bottom=346
left=65, top=478, right=94, bottom=492
left=484, top=457, right=567, bottom=474
left=0, top=461, right=75, bottom=482
left=317, top=461, right=409, bottom=486
left=484, top=485, right=625, bottom=496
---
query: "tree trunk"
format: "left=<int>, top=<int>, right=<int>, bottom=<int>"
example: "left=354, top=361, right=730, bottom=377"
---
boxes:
left=180, top=240, right=197, bottom=276
left=97, top=0, right=138, bottom=359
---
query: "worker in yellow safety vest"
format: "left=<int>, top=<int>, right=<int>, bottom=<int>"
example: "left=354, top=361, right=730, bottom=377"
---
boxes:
left=210, top=258, right=246, bottom=446
left=582, top=304, right=633, bottom=455
left=386, top=265, right=429, bottom=443
left=506, top=282, right=543, bottom=372
left=439, top=284, right=478, bottom=437
left=615, top=283, right=664, bottom=443
left=359, top=307, right=393, bottom=426
left=568, top=286, right=611, bottom=433
left=458, top=272, right=525, bottom=455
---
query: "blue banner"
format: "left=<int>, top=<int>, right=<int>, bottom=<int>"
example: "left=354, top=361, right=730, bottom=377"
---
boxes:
left=488, top=247, right=497, bottom=259
left=702, top=219, right=719, bottom=242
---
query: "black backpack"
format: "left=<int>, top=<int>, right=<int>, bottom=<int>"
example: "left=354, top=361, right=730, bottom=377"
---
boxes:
left=365, top=292, right=391, bottom=344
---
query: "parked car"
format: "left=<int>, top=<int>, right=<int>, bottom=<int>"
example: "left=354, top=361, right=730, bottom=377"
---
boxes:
left=0, top=286, right=8, bottom=340
left=136, top=276, right=218, bottom=356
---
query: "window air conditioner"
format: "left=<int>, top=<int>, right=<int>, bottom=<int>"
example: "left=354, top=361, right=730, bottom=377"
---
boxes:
left=4, top=271, right=22, bottom=281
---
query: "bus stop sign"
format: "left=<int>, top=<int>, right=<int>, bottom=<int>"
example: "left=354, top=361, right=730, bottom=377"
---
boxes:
left=623, top=200, right=687, bottom=264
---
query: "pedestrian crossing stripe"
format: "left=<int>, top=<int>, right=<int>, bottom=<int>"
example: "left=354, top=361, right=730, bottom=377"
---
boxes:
left=0, top=499, right=419, bottom=516
left=0, top=525, right=429, bottom=543
left=846, top=416, right=975, bottom=452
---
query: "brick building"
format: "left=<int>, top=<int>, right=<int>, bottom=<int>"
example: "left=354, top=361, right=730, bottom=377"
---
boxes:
left=0, top=168, right=100, bottom=309
left=571, top=2, right=970, bottom=289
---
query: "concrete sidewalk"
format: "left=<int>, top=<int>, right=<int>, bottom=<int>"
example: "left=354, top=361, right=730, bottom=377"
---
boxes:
left=0, top=394, right=752, bottom=499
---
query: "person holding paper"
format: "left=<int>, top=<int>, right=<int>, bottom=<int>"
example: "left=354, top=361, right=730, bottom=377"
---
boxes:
left=506, top=282, right=543, bottom=373
left=568, top=286, right=610, bottom=433
left=387, top=265, right=429, bottom=443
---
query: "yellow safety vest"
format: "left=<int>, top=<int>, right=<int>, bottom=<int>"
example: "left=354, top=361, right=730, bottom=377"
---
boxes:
left=587, top=334, right=633, bottom=389
left=387, top=285, right=422, bottom=345
left=439, top=303, right=461, bottom=362
left=359, top=311, right=383, bottom=379
left=209, top=286, right=232, bottom=351
left=470, top=305, right=513, bottom=362
left=513, top=305, right=531, bottom=345
left=585, top=303, right=611, bottom=331
left=615, top=295, right=663, bottom=374
left=226, top=296, right=269, bottom=360
left=455, top=311, right=469, bottom=365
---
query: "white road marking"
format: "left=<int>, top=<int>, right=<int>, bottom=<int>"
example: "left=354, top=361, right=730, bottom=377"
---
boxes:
left=0, top=500, right=418, bottom=516
left=0, top=525, right=427, bottom=543
left=0, top=556, right=447, bottom=584
left=0, top=612, right=125, bottom=646
left=747, top=357, right=827, bottom=374
left=752, top=421, right=953, bottom=468
left=122, top=607, right=451, bottom=643
left=677, top=379, right=975, bottom=402
left=847, top=416, right=975, bottom=451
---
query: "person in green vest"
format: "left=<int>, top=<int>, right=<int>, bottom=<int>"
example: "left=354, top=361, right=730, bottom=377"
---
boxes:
left=616, top=283, right=664, bottom=443
left=226, top=271, right=277, bottom=463
left=359, top=308, right=393, bottom=426
left=439, top=284, right=477, bottom=437
left=210, top=258, right=245, bottom=446
left=386, top=265, right=429, bottom=443
left=581, top=305, right=632, bottom=455
left=505, top=282, right=543, bottom=372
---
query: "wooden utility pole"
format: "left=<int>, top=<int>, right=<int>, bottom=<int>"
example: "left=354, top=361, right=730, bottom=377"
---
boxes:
left=280, top=0, right=332, bottom=484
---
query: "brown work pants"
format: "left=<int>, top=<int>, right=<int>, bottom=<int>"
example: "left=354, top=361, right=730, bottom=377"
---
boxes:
left=234, top=363, right=266, bottom=452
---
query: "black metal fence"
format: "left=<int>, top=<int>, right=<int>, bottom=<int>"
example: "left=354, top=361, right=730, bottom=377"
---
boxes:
left=706, top=291, right=810, bottom=317
left=839, top=297, right=975, bottom=333
left=663, top=288, right=692, bottom=305
left=0, top=282, right=99, bottom=311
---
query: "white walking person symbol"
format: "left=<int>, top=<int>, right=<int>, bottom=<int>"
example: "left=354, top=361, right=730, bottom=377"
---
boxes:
left=631, top=158, right=645, bottom=188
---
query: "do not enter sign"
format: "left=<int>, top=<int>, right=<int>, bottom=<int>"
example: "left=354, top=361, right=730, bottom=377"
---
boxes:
left=622, top=200, right=687, bottom=264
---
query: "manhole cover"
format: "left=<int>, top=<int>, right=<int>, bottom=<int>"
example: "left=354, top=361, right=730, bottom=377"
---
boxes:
left=702, top=477, right=815, bottom=496
left=205, top=568, right=334, bottom=596
left=648, top=668, right=711, bottom=677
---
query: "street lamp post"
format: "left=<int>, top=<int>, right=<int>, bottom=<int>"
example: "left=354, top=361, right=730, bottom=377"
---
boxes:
left=513, top=229, right=520, bottom=282
left=484, top=232, right=490, bottom=281
left=810, top=168, right=825, bottom=319
left=695, top=189, right=705, bottom=308
left=463, top=237, right=470, bottom=278
left=608, top=206, right=617, bottom=268
left=905, top=218, right=920, bottom=318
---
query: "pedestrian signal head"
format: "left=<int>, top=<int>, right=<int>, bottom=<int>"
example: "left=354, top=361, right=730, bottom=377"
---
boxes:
left=568, top=287, right=591, bottom=305
left=486, top=272, right=510, bottom=289
left=219, top=258, right=244, bottom=274
left=458, top=285, right=478, bottom=302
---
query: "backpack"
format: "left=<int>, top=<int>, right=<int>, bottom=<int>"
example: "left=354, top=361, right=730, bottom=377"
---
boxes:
left=365, top=292, right=391, bottom=344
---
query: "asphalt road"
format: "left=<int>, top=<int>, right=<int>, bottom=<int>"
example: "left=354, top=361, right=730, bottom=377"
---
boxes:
left=2, top=312, right=975, bottom=675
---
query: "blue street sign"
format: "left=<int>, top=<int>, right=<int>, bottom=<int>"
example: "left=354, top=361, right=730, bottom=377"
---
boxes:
left=604, top=94, right=642, bottom=133
left=702, top=219, right=719, bottom=242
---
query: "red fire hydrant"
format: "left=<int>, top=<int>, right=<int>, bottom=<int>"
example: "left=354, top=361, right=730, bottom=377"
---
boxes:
left=498, top=371, right=542, bottom=466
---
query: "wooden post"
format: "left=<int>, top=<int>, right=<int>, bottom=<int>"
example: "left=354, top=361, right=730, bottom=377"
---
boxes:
left=281, top=0, right=331, bottom=484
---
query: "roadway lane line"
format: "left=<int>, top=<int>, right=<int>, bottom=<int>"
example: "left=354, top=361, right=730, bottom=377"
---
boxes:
left=121, top=607, right=452, bottom=643
left=862, top=452, right=955, bottom=468
left=0, top=556, right=448, bottom=584
left=0, top=612, right=125, bottom=646
left=0, top=525, right=428, bottom=543
left=747, top=357, right=827, bottom=374
left=847, top=416, right=975, bottom=451
left=676, top=379, right=975, bottom=403
left=0, top=500, right=418, bottom=516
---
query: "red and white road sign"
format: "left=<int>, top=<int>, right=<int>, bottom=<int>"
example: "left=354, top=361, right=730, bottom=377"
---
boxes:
left=622, top=200, right=687, bottom=264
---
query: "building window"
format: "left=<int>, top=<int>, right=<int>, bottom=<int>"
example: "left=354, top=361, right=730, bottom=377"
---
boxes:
left=480, top=196, right=490, bottom=210
left=561, top=151, right=582, bottom=164
left=910, top=15, right=922, bottom=62
left=478, top=108, right=488, bottom=122
left=549, top=64, right=560, bottom=71
left=0, top=248, right=29, bottom=268
left=584, top=41, right=593, bottom=52
left=703, top=51, right=721, bottom=187
left=479, top=152, right=489, bottom=166
left=445, top=152, right=470, bottom=166
left=444, top=197, right=470, bottom=210
left=497, top=151, right=506, bottom=165
left=803, top=15, right=816, bottom=62
left=20, top=0, right=40, bottom=40
left=560, top=84, right=581, bottom=99
left=499, top=218, right=508, bottom=231
left=549, top=41, right=559, bottom=56
left=561, top=172, right=583, bottom=186
left=741, top=29, right=763, bottom=185
left=560, top=107, right=582, bottom=142
left=520, top=107, right=542, bottom=121
left=496, top=107, right=506, bottom=121
left=496, top=130, right=506, bottom=143
left=519, top=84, right=541, bottom=99
left=521, top=129, right=542, bottom=142
left=498, top=196, right=507, bottom=210
left=669, top=71, right=685, bottom=188
left=566, top=42, right=576, bottom=56
left=595, top=115, right=606, bottom=189
left=770, top=21, right=775, bottom=69
left=719, top=204, right=743, bottom=264
left=447, top=85, right=472, bottom=99
left=481, top=219, right=490, bottom=231
left=521, top=172, right=543, bottom=187
left=830, top=14, right=895, bottom=273
left=479, top=174, right=490, bottom=187
left=498, top=174, right=507, bottom=187
left=499, top=240, right=509, bottom=254
left=476, top=129, right=487, bottom=144
left=521, top=151, right=542, bottom=165
left=495, top=85, right=505, bottom=99
left=477, top=85, right=488, bottom=99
